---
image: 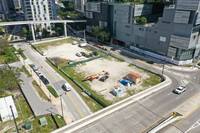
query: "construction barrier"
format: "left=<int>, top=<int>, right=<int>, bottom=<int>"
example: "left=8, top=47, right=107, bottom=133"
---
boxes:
left=30, top=43, right=43, bottom=55
left=62, top=53, right=111, bottom=69
left=46, top=57, right=107, bottom=108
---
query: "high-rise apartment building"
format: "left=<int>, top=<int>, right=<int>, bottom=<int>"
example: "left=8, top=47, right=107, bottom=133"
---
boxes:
left=74, top=0, right=87, bottom=13
left=13, top=0, right=21, bottom=10
left=22, top=0, right=57, bottom=29
left=0, top=0, right=9, bottom=19
left=86, top=0, right=200, bottom=65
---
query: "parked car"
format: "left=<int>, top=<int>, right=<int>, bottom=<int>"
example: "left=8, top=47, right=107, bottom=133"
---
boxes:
left=93, top=44, right=99, bottom=48
left=80, top=52, right=86, bottom=56
left=39, top=75, right=49, bottom=85
left=72, top=41, right=78, bottom=45
left=42, top=52, right=47, bottom=56
left=111, top=48, right=116, bottom=51
left=75, top=53, right=82, bottom=57
left=89, top=53, right=93, bottom=57
left=173, top=86, right=186, bottom=94
left=92, top=52, right=98, bottom=56
left=31, top=64, right=36, bottom=70
left=62, top=83, right=71, bottom=91
left=68, top=61, right=74, bottom=65
left=79, top=43, right=87, bottom=47
left=99, top=75, right=109, bottom=82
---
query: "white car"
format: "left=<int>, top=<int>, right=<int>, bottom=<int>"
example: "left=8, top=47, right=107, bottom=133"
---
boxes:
left=173, top=86, right=186, bottom=94
left=63, top=83, right=71, bottom=92
left=79, top=43, right=87, bottom=47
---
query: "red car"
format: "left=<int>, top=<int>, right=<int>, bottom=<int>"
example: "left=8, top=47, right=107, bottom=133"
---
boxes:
left=93, top=44, right=99, bottom=47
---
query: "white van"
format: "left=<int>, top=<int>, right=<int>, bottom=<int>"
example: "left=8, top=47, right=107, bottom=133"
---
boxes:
left=63, top=83, right=71, bottom=91
left=79, top=43, right=87, bottom=47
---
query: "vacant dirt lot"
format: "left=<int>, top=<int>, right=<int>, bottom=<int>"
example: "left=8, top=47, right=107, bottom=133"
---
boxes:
left=75, top=58, right=150, bottom=101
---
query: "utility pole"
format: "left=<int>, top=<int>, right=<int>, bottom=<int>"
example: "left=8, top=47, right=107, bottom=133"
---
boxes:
left=84, top=30, right=86, bottom=43
left=10, top=105, right=19, bottom=133
left=162, top=63, right=165, bottom=76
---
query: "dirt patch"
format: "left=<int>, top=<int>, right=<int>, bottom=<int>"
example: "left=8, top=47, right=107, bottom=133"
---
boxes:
left=75, top=58, right=149, bottom=101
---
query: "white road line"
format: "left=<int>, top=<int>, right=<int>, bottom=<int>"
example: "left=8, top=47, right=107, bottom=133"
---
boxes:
left=168, top=93, right=172, bottom=96
left=132, top=121, right=140, bottom=126
left=185, top=119, right=200, bottom=133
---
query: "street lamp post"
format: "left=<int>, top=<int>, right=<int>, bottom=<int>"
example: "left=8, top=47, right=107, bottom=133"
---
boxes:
left=10, top=105, right=19, bottom=133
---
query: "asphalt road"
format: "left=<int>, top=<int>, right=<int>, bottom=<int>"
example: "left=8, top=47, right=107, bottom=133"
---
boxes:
left=17, top=42, right=91, bottom=121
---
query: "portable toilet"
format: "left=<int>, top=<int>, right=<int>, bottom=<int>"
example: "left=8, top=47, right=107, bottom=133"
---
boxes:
left=40, top=117, right=47, bottom=126
left=24, top=121, right=31, bottom=130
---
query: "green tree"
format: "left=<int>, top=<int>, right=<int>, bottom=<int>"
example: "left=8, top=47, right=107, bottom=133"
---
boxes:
left=55, top=27, right=64, bottom=35
left=0, top=27, right=5, bottom=35
left=0, top=38, right=9, bottom=54
left=140, top=17, right=147, bottom=25
left=42, top=28, right=49, bottom=37
left=99, top=31, right=110, bottom=42
left=0, top=67, right=21, bottom=93
left=92, top=26, right=103, bottom=39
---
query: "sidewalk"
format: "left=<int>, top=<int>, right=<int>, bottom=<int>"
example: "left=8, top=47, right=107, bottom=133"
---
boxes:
left=20, top=73, right=58, bottom=116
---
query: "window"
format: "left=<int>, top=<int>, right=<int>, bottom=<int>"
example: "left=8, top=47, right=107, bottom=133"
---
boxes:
left=162, top=21, right=170, bottom=24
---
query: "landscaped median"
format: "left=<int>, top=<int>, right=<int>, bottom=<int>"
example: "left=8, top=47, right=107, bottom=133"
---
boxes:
left=47, top=85, right=59, bottom=98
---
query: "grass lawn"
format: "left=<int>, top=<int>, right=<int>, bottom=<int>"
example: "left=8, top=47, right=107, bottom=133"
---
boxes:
left=0, top=45, right=19, bottom=64
left=32, top=81, right=50, bottom=101
left=183, top=64, right=193, bottom=67
left=141, top=74, right=162, bottom=87
left=47, top=85, right=58, bottom=98
left=21, top=66, right=31, bottom=77
left=35, top=38, right=75, bottom=51
left=53, top=115, right=66, bottom=128
left=1, top=90, right=65, bottom=133
left=46, top=61, right=104, bottom=112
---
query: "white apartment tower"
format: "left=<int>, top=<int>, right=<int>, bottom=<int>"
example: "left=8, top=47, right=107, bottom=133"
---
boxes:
left=22, top=0, right=57, bottom=29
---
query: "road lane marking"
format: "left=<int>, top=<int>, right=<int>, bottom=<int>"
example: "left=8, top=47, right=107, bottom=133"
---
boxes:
left=185, top=119, right=200, bottom=133
left=66, top=92, right=84, bottom=117
left=132, top=121, right=140, bottom=126
left=175, top=105, right=200, bottom=126
left=168, top=93, right=172, bottom=96
left=140, top=90, right=200, bottom=133
left=175, top=96, right=181, bottom=100
left=25, top=48, right=84, bottom=118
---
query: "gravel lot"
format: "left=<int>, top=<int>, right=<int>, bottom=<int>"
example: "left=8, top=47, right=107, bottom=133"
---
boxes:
left=44, top=43, right=90, bottom=62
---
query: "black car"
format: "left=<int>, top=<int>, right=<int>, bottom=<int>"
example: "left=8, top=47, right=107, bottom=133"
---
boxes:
left=92, top=52, right=98, bottom=56
left=99, top=75, right=109, bottom=82
left=39, top=75, right=49, bottom=84
left=80, top=52, right=86, bottom=56
left=111, top=48, right=116, bottom=51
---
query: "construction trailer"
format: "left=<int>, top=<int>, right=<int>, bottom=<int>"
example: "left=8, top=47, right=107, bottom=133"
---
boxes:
left=125, top=72, right=142, bottom=84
